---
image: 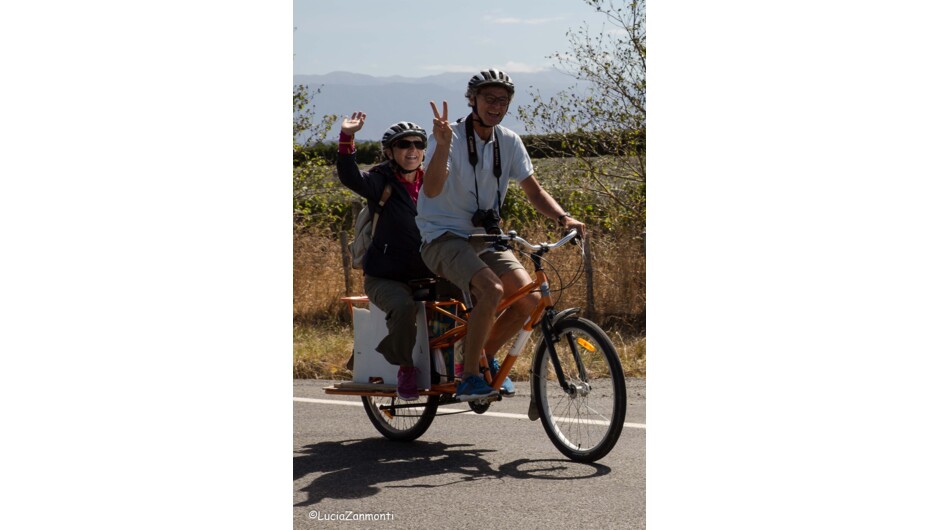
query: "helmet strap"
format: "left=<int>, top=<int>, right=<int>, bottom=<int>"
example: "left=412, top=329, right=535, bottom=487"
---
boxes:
left=389, top=159, right=419, bottom=175
left=469, top=108, right=497, bottom=133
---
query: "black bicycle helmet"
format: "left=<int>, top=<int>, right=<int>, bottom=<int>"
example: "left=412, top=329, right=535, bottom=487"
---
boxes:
left=381, top=121, right=428, bottom=149
left=466, top=69, right=515, bottom=98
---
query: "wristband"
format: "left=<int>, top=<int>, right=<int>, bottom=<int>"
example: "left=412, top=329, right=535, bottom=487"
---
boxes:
left=338, top=132, right=356, bottom=154
left=557, top=212, right=571, bottom=224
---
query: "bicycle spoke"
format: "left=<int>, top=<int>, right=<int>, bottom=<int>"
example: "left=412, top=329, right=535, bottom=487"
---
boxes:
left=362, top=395, right=439, bottom=441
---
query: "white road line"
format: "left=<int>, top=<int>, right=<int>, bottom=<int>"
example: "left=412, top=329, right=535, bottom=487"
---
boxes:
left=439, top=406, right=647, bottom=429
left=294, top=397, right=646, bottom=429
left=294, top=397, right=363, bottom=407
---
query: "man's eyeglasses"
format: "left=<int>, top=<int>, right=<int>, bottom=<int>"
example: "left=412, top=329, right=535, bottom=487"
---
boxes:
left=481, top=94, right=511, bottom=106
left=393, top=139, right=427, bottom=150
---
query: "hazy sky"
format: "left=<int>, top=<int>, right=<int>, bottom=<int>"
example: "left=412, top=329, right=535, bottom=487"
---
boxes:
left=293, top=0, right=616, bottom=77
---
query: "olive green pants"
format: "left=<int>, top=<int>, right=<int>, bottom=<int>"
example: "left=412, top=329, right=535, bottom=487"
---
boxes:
left=364, top=275, right=421, bottom=367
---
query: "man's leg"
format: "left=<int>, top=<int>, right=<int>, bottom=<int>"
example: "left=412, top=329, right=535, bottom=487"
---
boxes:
left=461, top=267, right=503, bottom=379
left=419, top=233, right=502, bottom=398
left=483, top=268, right=540, bottom=357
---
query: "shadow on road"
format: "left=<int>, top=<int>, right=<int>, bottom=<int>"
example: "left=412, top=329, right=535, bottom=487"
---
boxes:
left=294, top=438, right=611, bottom=506
left=497, top=458, right=610, bottom=480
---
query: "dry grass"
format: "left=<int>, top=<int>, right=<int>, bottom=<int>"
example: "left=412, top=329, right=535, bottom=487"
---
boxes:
left=293, top=235, right=363, bottom=323
left=293, top=321, right=354, bottom=379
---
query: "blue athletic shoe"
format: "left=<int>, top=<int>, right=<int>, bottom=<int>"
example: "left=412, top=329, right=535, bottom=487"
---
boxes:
left=456, top=375, right=498, bottom=401
left=489, top=357, right=516, bottom=396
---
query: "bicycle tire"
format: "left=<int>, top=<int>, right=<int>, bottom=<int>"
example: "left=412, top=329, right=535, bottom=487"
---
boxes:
left=362, top=394, right=439, bottom=442
left=532, top=317, right=627, bottom=462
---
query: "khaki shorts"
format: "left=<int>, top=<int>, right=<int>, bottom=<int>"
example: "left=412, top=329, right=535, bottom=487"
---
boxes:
left=420, top=232, right=525, bottom=294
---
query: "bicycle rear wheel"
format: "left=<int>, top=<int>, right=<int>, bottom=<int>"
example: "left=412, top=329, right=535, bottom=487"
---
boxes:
left=532, top=317, right=627, bottom=462
left=362, top=394, right=439, bottom=442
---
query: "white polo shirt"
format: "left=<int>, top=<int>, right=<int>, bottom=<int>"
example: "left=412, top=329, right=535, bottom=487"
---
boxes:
left=416, top=121, right=534, bottom=244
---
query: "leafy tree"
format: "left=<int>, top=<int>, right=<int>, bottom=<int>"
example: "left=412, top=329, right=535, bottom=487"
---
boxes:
left=293, top=83, right=336, bottom=146
left=294, top=84, right=349, bottom=231
left=517, top=0, right=645, bottom=234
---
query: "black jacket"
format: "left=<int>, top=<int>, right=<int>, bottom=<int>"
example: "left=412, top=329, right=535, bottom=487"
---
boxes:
left=336, top=154, right=434, bottom=283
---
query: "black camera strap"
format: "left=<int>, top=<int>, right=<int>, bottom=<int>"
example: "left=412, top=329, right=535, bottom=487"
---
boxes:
left=462, top=115, right=502, bottom=213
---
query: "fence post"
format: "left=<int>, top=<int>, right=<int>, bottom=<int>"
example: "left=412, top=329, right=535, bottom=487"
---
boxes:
left=340, top=230, right=351, bottom=296
left=340, top=204, right=358, bottom=297
left=584, top=230, right=596, bottom=320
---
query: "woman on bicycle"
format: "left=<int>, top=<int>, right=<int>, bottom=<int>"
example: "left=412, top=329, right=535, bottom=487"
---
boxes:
left=336, top=113, right=442, bottom=401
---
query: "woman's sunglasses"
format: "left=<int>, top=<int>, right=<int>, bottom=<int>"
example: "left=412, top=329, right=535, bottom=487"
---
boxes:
left=393, top=139, right=426, bottom=150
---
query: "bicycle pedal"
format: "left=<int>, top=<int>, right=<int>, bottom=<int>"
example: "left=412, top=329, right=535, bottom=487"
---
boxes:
left=460, top=392, right=498, bottom=404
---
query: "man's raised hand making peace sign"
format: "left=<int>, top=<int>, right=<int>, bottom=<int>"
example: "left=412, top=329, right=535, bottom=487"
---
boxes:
left=423, top=100, right=452, bottom=198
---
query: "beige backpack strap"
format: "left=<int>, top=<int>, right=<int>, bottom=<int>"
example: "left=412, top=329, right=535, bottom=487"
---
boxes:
left=369, top=183, right=393, bottom=238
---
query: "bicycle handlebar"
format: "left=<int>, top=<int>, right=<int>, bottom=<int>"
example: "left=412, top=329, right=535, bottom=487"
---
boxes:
left=467, top=229, right=580, bottom=252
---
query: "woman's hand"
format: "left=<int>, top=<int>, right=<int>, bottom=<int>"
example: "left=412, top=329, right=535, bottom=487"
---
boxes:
left=341, top=111, right=366, bottom=135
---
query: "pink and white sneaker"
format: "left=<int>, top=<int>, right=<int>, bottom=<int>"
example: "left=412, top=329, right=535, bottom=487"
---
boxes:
left=396, top=366, right=419, bottom=401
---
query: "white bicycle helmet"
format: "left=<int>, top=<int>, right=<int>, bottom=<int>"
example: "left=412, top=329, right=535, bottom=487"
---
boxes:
left=381, top=121, right=428, bottom=149
left=466, top=69, right=515, bottom=98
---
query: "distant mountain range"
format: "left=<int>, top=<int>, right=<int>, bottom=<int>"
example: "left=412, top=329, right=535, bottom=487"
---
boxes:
left=294, top=70, right=587, bottom=142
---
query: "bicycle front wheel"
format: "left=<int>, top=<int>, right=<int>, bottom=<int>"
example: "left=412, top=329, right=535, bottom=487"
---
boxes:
left=362, top=394, right=439, bottom=442
left=532, top=317, right=627, bottom=462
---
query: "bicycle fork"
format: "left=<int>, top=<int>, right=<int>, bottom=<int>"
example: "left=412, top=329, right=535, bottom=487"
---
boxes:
left=527, top=308, right=587, bottom=420
left=542, top=309, right=589, bottom=392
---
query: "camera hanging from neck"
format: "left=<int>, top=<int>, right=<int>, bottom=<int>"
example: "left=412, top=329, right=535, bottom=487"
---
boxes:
left=461, top=114, right=502, bottom=213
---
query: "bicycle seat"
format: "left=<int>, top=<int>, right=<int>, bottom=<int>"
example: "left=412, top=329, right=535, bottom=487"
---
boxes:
left=408, top=277, right=439, bottom=301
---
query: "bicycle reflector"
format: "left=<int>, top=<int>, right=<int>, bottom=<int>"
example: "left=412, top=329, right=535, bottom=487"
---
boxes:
left=576, top=337, right=596, bottom=352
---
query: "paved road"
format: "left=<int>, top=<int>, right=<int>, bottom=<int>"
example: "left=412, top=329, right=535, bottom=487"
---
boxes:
left=294, top=378, right=645, bottom=529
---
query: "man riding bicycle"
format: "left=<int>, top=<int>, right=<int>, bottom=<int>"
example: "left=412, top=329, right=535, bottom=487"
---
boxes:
left=416, top=68, right=585, bottom=401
